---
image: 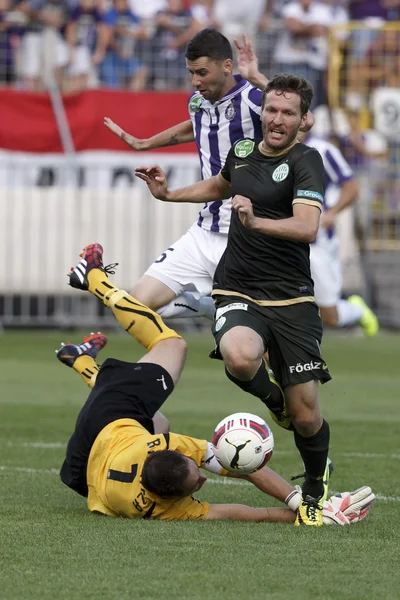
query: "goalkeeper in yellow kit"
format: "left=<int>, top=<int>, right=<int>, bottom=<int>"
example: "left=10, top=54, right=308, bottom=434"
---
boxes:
left=58, top=243, right=375, bottom=525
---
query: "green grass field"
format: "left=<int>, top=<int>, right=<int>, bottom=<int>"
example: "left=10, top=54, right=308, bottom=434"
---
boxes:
left=1, top=330, right=399, bottom=600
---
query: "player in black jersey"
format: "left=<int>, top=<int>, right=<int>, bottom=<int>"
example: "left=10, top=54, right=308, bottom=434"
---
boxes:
left=136, top=74, right=331, bottom=526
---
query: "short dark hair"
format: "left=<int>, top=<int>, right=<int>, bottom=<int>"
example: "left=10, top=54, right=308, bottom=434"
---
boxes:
left=185, top=28, right=233, bottom=62
left=141, top=450, right=190, bottom=498
left=262, top=74, right=313, bottom=116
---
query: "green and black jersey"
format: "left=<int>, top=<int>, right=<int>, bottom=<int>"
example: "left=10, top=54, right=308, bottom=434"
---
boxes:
left=213, top=139, right=325, bottom=305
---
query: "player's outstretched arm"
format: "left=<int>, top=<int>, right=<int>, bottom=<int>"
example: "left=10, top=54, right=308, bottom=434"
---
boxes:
left=135, top=167, right=231, bottom=204
left=240, top=465, right=295, bottom=504
left=104, top=117, right=195, bottom=151
left=205, top=504, right=296, bottom=522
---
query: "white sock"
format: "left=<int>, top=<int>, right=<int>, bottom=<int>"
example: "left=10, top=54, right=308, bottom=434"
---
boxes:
left=337, top=299, right=364, bottom=327
left=157, top=293, right=216, bottom=320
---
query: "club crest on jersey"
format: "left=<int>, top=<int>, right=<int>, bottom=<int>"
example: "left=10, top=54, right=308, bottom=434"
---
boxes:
left=234, top=140, right=255, bottom=158
left=272, top=163, right=289, bottom=182
left=225, top=101, right=236, bottom=121
left=189, top=95, right=204, bottom=113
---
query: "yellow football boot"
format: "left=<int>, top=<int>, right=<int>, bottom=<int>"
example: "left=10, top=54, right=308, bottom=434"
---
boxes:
left=348, top=295, right=379, bottom=337
left=294, top=495, right=323, bottom=527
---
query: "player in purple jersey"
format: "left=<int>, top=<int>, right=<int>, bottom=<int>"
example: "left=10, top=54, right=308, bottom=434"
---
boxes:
left=104, top=29, right=314, bottom=326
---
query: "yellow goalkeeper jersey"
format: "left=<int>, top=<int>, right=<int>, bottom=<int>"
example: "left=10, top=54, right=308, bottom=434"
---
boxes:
left=87, top=418, right=210, bottom=520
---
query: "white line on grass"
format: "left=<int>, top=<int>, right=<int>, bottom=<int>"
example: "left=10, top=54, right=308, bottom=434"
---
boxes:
left=275, top=450, right=400, bottom=460
left=6, top=442, right=65, bottom=449
left=5, top=442, right=400, bottom=461
left=0, top=465, right=59, bottom=474
left=339, top=452, right=400, bottom=460
left=206, top=478, right=400, bottom=503
left=0, top=464, right=399, bottom=504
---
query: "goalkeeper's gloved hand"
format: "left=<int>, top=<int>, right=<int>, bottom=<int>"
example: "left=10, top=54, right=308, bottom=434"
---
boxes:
left=287, top=485, right=375, bottom=526
left=322, top=500, right=349, bottom=525
left=326, top=486, right=376, bottom=524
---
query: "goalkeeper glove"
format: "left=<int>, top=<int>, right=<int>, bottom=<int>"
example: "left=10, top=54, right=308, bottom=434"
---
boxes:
left=327, top=486, right=375, bottom=524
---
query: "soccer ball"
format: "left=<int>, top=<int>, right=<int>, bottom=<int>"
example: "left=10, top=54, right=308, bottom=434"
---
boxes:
left=212, top=412, right=274, bottom=474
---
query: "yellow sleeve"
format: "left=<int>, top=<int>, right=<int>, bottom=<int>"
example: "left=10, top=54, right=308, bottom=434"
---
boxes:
left=155, top=496, right=210, bottom=520
left=168, top=433, right=208, bottom=467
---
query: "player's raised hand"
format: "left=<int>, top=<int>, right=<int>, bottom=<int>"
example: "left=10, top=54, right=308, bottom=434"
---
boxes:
left=232, top=195, right=257, bottom=229
left=104, top=117, right=145, bottom=151
left=135, top=165, right=169, bottom=200
left=234, top=34, right=259, bottom=83
left=104, top=117, right=125, bottom=138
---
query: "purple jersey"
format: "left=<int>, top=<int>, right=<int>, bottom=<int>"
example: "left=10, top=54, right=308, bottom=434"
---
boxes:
left=188, top=75, right=263, bottom=234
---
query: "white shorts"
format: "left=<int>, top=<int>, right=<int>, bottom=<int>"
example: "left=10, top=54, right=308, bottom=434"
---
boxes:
left=310, top=238, right=342, bottom=307
left=144, top=223, right=228, bottom=297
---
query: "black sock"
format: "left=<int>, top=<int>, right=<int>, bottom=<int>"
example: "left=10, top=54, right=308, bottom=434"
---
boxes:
left=294, top=419, right=330, bottom=499
left=224, top=362, right=283, bottom=411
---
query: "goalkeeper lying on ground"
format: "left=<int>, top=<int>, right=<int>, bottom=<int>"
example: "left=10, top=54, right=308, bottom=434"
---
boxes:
left=58, top=243, right=375, bottom=526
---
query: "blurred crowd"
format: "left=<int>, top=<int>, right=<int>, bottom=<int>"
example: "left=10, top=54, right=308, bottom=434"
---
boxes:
left=0, top=0, right=399, bottom=98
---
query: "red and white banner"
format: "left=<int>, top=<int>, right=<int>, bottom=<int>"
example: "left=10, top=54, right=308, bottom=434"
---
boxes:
left=0, top=149, right=200, bottom=188
left=0, top=89, right=197, bottom=154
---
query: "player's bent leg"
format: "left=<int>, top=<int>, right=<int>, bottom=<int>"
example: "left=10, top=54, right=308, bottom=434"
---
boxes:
left=131, top=275, right=177, bottom=312
left=69, top=244, right=182, bottom=352
left=138, top=224, right=220, bottom=320
left=219, top=326, right=264, bottom=380
left=219, top=327, right=291, bottom=429
left=57, top=332, right=169, bottom=433
left=138, top=337, right=188, bottom=387
left=152, top=411, right=170, bottom=434
left=158, top=293, right=216, bottom=320
left=56, top=332, right=107, bottom=388
left=286, top=380, right=323, bottom=437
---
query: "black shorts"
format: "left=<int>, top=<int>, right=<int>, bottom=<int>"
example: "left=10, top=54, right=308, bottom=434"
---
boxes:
left=60, top=358, right=174, bottom=497
left=212, top=296, right=332, bottom=389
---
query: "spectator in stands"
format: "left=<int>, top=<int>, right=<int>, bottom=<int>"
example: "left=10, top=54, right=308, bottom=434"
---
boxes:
left=190, top=0, right=216, bottom=29
left=16, top=0, right=70, bottom=89
left=148, top=0, right=202, bottom=89
left=65, top=0, right=110, bottom=91
left=212, top=0, right=271, bottom=45
left=273, top=0, right=346, bottom=108
left=99, top=0, right=147, bottom=90
left=128, top=0, right=165, bottom=22
left=347, top=27, right=400, bottom=111
left=255, top=1, right=284, bottom=76
left=347, top=0, right=400, bottom=60
left=0, top=0, right=24, bottom=84
left=311, top=0, right=348, bottom=105
left=126, top=0, right=166, bottom=80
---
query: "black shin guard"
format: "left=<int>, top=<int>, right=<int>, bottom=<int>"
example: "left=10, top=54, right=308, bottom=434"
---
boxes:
left=225, top=362, right=282, bottom=410
left=294, top=419, right=330, bottom=499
